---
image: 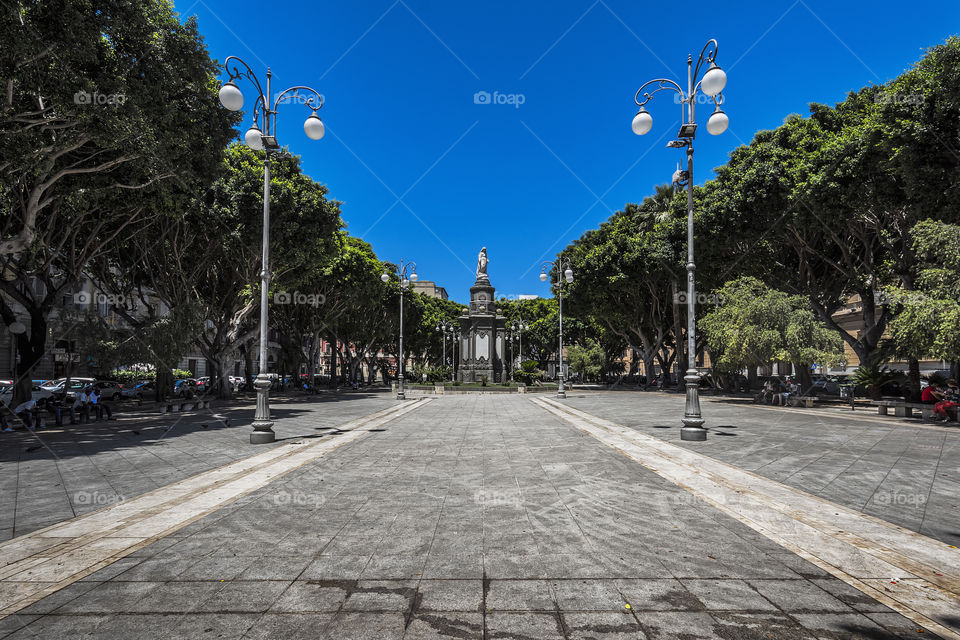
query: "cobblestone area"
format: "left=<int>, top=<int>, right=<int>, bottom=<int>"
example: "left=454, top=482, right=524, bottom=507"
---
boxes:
left=566, top=391, right=960, bottom=546
left=0, top=393, right=396, bottom=541
left=0, top=395, right=940, bottom=639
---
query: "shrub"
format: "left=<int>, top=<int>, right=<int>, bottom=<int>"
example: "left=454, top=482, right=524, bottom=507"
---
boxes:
left=513, top=360, right=543, bottom=385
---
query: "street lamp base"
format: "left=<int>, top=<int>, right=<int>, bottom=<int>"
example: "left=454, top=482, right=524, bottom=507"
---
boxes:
left=251, top=374, right=274, bottom=444
left=680, top=426, right=707, bottom=441
left=681, top=370, right=705, bottom=440
left=556, top=390, right=566, bottom=398
left=397, top=392, right=405, bottom=400
left=250, top=428, right=276, bottom=444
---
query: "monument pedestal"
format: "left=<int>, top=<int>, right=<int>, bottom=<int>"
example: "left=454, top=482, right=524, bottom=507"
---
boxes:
left=458, top=275, right=506, bottom=383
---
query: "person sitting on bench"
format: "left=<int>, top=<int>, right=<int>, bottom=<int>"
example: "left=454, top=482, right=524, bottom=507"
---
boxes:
left=45, top=396, right=67, bottom=427
left=71, top=388, right=90, bottom=424
left=14, top=397, right=46, bottom=429
left=934, top=380, right=959, bottom=422
left=921, top=383, right=944, bottom=405
left=90, top=386, right=113, bottom=420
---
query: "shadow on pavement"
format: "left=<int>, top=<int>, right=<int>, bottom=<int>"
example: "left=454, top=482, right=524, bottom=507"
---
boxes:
left=0, top=394, right=388, bottom=462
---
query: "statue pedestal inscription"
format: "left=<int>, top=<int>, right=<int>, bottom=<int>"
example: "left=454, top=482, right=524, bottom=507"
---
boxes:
left=458, top=248, right=506, bottom=383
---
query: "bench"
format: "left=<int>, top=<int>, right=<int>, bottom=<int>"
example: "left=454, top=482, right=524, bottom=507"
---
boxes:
left=789, top=395, right=817, bottom=408
left=871, top=400, right=936, bottom=421
left=159, top=399, right=210, bottom=414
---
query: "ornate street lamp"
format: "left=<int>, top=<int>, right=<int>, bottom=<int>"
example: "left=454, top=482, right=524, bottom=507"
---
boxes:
left=436, top=320, right=456, bottom=381
left=540, top=260, right=574, bottom=398
left=452, top=329, right=461, bottom=380
left=632, top=39, right=728, bottom=441
left=219, top=57, right=325, bottom=444
left=381, top=260, right=418, bottom=399
left=508, top=319, right=528, bottom=381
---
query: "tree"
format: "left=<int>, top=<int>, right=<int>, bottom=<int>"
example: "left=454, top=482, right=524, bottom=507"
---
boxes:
left=563, top=189, right=685, bottom=383
left=0, top=0, right=236, bottom=403
left=887, top=220, right=960, bottom=383
left=567, top=339, right=604, bottom=382
left=700, top=277, right=845, bottom=389
left=184, top=144, right=342, bottom=398
left=499, top=297, right=568, bottom=371
left=273, top=233, right=384, bottom=385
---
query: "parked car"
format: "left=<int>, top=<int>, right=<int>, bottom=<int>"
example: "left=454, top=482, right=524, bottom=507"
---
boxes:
left=93, top=380, right=124, bottom=401
left=120, top=381, right=154, bottom=400
left=0, top=379, right=54, bottom=404
left=41, top=377, right=96, bottom=401
left=174, top=378, right=198, bottom=398
left=809, top=377, right=842, bottom=396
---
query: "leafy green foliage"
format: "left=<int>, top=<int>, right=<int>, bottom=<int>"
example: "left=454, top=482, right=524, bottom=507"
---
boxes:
left=567, top=339, right=604, bottom=381
left=700, top=277, right=845, bottom=374
left=513, top=360, right=543, bottom=385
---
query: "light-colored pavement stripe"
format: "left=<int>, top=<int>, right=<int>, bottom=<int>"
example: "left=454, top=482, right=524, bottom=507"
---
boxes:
left=581, top=389, right=960, bottom=431
left=0, top=398, right=429, bottom=617
left=532, top=396, right=960, bottom=640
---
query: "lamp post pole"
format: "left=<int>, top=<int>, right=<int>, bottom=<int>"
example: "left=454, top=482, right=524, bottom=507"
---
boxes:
left=382, top=260, right=418, bottom=400
left=509, top=319, right=526, bottom=382
left=453, top=330, right=460, bottom=381
left=436, top=321, right=455, bottom=380
left=540, top=261, right=574, bottom=398
left=631, top=39, right=729, bottom=442
left=218, top=57, right=325, bottom=444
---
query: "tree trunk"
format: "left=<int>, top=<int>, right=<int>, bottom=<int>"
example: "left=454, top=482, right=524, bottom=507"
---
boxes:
left=643, top=356, right=655, bottom=386
left=241, top=342, right=254, bottom=393
left=671, top=281, right=684, bottom=379
left=908, top=358, right=922, bottom=402
left=209, top=352, right=232, bottom=400
left=13, top=312, right=47, bottom=406
left=746, top=365, right=757, bottom=390
left=155, top=358, right=172, bottom=402
left=795, top=363, right=813, bottom=393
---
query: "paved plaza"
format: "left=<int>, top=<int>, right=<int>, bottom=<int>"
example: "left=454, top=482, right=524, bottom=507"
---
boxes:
left=0, top=392, right=958, bottom=639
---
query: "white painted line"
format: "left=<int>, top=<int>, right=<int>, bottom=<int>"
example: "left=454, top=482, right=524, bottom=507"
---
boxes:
left=532, top=396, right=960, bottom=640
left=0, top=399, right=429, bottom=617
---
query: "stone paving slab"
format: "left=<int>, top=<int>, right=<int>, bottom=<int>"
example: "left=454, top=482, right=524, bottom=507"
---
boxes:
left=563, top=391, right=960, bottom=547
left=534, top=396, right=960, bottom=638
left=0, top=394, right=398, bottom=541
left=0, top=400, right=429, bottom=618
left=0, top=395, right=947, bottom=638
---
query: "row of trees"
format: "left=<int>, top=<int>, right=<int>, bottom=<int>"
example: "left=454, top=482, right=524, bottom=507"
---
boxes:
left=559, top=37, right=960, bottom=396
left=0, top=0, right=471, bottom=402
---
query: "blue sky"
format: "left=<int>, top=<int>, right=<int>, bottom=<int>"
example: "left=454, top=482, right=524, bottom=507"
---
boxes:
left=179, top=0, right=959, bottom=304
